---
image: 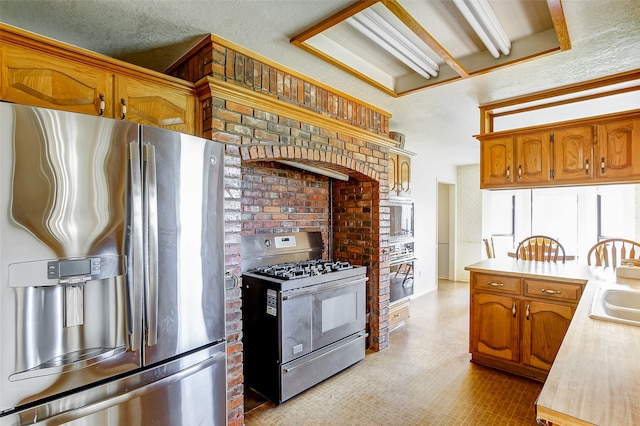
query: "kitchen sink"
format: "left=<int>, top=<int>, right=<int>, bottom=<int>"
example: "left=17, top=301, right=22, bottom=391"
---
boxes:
left=590, top=288, right=640, bottom=326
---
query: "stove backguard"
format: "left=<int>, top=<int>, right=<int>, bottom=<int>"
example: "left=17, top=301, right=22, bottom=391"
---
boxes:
left=241, top=232, right=324, bottom=272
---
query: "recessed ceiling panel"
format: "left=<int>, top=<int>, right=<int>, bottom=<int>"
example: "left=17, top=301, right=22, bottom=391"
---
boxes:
left=291, top=0, right=570, bottom=97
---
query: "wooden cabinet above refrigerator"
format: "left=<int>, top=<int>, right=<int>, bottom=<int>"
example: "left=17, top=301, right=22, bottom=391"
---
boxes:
left=0, top=23, right=197, bottom=135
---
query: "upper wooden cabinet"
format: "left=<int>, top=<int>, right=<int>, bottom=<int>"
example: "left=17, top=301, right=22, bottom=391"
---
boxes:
left=480, top=136, right=513, bottom=187
left=0, top=24, right=197, bottom=135
left=514, top=131, right=552, bottom=184
left=596, top=118, right=640, bottom=180
left=114, top=76, right=195, bottom=135
left=389, top=151, right=411, bottom=196
left=477, top=110, right=640, bottom=189
left=1, top=43, right=111, bottom=117
left=553, top=125, right=595, bottom=182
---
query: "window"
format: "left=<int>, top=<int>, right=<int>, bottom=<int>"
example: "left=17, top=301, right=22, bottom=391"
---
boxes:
left=530, top=188, right=578, bottom=256
left=597, top=185, right=636, bottom=241
left=486, top=192, right=515, bottom=256
left=484, top=185, right=640, bottom=263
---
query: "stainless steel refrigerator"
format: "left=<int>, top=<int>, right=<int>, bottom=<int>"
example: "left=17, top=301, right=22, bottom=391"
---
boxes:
left=0, top=102, right=227, bottom=425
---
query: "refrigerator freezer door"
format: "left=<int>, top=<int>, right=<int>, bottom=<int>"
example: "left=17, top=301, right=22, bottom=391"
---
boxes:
left=0, top=102, right=142, bottom=413
left=2, top=342, right=227, bottom=426
left=141, top=126, right=225, bottom=365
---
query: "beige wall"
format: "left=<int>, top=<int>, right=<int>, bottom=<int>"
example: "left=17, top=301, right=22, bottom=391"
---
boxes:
left=455, top=164, right=482, bottom=282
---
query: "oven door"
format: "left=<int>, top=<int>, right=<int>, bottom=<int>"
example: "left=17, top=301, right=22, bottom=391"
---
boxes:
left=279, top=275, right=367, bottom=364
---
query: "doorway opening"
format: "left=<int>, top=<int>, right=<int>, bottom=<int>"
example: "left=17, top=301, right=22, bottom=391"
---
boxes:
left=437, top=181, right=456, bottom=281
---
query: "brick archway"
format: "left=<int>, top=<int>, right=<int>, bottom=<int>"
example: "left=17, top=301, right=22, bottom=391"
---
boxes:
left=239, top=146, right=389, bottom=352
left=239, top=144, right=380, bottom=182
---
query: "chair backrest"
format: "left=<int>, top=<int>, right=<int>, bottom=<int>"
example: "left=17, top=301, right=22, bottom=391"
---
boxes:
left=587, top=238, right=640, bottom=269
left=483, top=238, right=495, bottom=258
left=516, top=235, right=566, bottom=263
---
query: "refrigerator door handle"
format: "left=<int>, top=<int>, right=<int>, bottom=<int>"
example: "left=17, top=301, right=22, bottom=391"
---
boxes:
left=128, top=141, right=143, bottom=352
left=144, top=143, right=159, bottom=346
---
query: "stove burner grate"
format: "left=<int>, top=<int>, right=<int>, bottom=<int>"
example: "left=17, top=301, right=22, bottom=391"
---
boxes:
left=250, top=259, right=353, bottom=280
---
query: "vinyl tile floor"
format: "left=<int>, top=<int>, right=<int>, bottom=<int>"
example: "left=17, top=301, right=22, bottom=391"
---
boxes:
left=244, top=280, right=543, bottom=425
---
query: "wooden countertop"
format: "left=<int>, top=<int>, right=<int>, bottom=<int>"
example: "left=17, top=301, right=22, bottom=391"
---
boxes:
left=466, top=259, right=640, bottom=426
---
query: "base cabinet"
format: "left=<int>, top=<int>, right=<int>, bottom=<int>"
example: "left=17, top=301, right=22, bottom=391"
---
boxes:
left=389, top=298, right=410, bottom=331
left=471, top=293, right=519, bottom=363
left=521, top=300, right=574, bottom=371
left=470, top=272, right=582, bottom=381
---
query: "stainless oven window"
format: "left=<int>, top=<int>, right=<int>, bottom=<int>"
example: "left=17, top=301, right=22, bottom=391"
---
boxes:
left=322, top=292, right=357, bottom=332
left=390, top=199, right=414, bottom=238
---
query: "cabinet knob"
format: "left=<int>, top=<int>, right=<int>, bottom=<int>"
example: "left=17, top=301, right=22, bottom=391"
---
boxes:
left=518, top=165, right=522, bottom=179
left=120, top=98, right=127, bottom=120
left=601, top=157, right=606, bottom=174
left=585, top=159, right=589, bottom=175
left=512, top=302, right=517, bottom=318
left=99, top=93, right=105, bottom=116
left=506, top=166, right=510, bottom=179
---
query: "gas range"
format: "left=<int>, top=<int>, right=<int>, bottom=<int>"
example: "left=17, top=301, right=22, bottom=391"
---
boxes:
left=250, top=259, right=354, bottom=280
left=240, top=232, right=367, bottom=291
left=243, top=261, right=366, bottom=292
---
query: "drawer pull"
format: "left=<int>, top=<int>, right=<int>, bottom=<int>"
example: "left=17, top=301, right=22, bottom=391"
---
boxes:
left=541, top=288, right=562, bottom=295
left=488, top=282, right=504, bottom=287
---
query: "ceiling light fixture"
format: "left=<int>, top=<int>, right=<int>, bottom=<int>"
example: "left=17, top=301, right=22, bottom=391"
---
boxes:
left=276, top=161, right=350, bottom=181
left=346, top=8, right=439, bottom=79
left=453, top=0, right=511, bottom=59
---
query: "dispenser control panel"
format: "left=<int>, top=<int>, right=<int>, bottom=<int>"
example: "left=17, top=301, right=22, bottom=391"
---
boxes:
left=48, top=257, right=101, bottom=283
left=8, top=255, right=125, bottom=287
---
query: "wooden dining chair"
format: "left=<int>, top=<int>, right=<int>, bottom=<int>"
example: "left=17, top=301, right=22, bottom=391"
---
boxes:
left=516, top=235, right=566, bottom=263
left=587, top=238, right=640, bottom=269
left=483, top=238, right=495, bottom=258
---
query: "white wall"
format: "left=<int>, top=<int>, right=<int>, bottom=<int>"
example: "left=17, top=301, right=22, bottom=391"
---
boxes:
left=407, top=144, right=457, bottom=297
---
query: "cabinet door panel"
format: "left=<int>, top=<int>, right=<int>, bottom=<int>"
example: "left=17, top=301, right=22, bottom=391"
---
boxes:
left=481, top=137, right=514, bottom=187
left=471, top=293, right=519, bottom=362
left=553, top=126, right=594, bottom=182
left=114, top=76, right=195, bottom=135
left=515, top=132, right=551, bottom=183
left=398, top=154, right=411, bottom=196
left=1, top=45, right=111, bottom=117
left=597, top=119, right=640, bottom=179
left=521, top=300, right=573, bottom=371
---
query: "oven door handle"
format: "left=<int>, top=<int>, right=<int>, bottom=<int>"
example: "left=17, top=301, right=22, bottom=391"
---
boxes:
left=281, top=276, right=368, bottom=300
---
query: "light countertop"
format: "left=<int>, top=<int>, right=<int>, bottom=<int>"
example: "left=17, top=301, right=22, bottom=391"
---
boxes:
left=466, top=259, right=640, bottom=426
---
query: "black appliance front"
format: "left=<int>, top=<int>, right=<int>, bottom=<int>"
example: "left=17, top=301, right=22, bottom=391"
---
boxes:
left=242, top=271, right=367, bottom=404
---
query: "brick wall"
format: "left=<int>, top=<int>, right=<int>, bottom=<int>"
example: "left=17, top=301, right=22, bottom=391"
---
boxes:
left=332, top=179, right=389, bottom=351
left=221, top=144, right=244, bottom=426
left=241, top=161, right=331, bottom=238
left=169, top=36, right=395, bottom=425
left=168, top=36, right=389, bottom=136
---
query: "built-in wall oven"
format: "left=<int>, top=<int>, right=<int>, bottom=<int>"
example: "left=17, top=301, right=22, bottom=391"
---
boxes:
left=241, top=232, right=367, bottom=404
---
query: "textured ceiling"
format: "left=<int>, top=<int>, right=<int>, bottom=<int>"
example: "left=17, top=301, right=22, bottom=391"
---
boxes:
left=1, top=0, right=639, bottom=166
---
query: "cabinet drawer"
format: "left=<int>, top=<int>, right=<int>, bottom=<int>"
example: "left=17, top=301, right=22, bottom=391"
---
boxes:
left=524, top=279, right=582, bottom=303
left=389, top=299, right=410, bottom=331
left=474, top=274, right=521, bottom=295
